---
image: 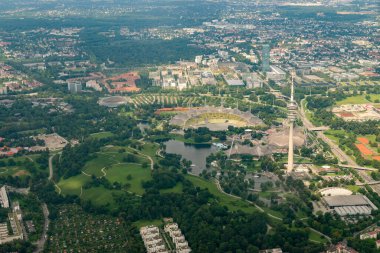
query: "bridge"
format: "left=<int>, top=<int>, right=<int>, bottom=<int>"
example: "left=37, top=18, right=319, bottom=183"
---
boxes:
left=339, top=164, right=378, bottom=171
left=357, top=181, right=380, bottom=186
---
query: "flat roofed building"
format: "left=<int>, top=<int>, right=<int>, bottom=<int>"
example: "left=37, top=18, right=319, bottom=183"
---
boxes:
left=323, top=194, right=378, bottom=216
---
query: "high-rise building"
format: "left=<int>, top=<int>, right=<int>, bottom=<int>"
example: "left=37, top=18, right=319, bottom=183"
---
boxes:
left=262, top=44, right=270, bottom=73
left=67, top=81, right=82, bottom=93
left=287, top=71, right=297, bottom=173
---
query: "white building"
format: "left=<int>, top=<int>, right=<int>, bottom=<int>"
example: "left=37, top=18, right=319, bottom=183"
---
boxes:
left=67, top=81, right=82, bottom=93
left=164, top=223, right=191, bottom=253
left=195, top=55, right=203, bottom=64
left=267, top=66, right=286, bottom=81
left=0, top=186, right=9, bottom=208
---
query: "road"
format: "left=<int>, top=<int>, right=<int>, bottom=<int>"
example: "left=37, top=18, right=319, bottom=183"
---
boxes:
left=299, top=99, right=380, bottom=192
left=299, top=99, right=356, bottom=166
left=33, top=155, right=57, bottom=253
left=49, top=154, right=62, bottom=194
left=48, top=155, right=54, bottom=180
left=34, top=203, right=49, bottom=253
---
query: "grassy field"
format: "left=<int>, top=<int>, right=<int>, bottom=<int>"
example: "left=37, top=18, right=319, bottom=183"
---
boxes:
left=107, top=163, right=151, bottom=195
left=0, top=154, right=46, bottom=177
left=160, top=182, right=183, bottom=194
left=133, top=219, right=163, bottom=229
left=89, top=131, right=115, bottom=140
left=346, top=185, right=361, bottom=193
left=81, top=186, right=124, bottom=207
left=58, top=142, right=161, bottom=205
left=58, top=174, right=91, bottom=196
left=308, top=229, right=328, bottom=244
left=185, top=175, right=258, bottom=213
left=324, top=129, right=347, bottom=144
left=336, top=94, right=380, bottom=105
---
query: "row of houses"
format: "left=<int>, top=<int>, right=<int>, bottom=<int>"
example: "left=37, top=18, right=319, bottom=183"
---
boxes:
left=140, top=225, right=168, bottom=253
left=164, top=223, right=191, bottom=253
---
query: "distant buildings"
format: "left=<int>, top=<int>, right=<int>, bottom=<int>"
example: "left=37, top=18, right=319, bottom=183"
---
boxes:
left=259, top=249, right=283, bottom=253
left=86, top=80, right=102, bottom=91
left=195, top=55, right=203, bottom=65
left=0, top=86, right=7, bottom=95
left=326, top=242, right=359, bottom=253
left=360, top=228, right=380, bottom=240
left=0, top=186, right=24, bottom=245
left=262, top=44, right=271, bottom=73
left=242, top=73, right=263, bottom=88
left=67, top=81, right=82, bottom=93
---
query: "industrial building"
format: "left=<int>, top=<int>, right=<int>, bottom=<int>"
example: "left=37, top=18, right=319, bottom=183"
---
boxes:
left=322, top=194, right=378, bottom=216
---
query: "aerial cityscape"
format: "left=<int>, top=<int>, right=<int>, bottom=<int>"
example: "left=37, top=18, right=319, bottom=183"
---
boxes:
left=0, top=0, right=379, bottom=252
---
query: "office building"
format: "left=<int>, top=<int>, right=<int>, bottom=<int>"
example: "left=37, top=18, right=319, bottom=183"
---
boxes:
left=67, top=81, right=82, bottom=93
left=262, top=44, right=270, bottom=72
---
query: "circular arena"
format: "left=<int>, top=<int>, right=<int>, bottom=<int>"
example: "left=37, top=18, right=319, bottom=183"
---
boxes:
left=319, top=187, right=353, bottom=197
left=170, top=106, right=264, bottom=131
left=98, top=96, right=129, bottom=108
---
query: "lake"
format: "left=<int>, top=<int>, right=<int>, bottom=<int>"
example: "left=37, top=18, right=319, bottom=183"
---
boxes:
left=164, top=140, right=218, bottom=175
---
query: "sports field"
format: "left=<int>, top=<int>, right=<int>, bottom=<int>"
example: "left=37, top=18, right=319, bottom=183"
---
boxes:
left=355, top=136, right=379, bottom=160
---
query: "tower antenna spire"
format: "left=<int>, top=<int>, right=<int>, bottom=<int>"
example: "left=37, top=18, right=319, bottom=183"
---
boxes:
left=287, top=70, right=297, bottom=173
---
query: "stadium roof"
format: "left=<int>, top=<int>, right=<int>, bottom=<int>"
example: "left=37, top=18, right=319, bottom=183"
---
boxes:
left=324, top=194, right=377, bottom=210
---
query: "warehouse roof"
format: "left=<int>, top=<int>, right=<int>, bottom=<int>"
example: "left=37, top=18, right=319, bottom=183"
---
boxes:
left=324, top=194, right=377, bottom=210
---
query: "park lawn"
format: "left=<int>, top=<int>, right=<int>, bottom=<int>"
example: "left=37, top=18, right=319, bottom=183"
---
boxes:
left=0, top=154, right=45, bottom=176
left=185, top=175, right=257, bottom=213
left=160, top=182, right=183, bottom=194
left=106, top=163, right=152, bottom=195
left=258, top=191, right=273, bottom=199
left=296, top=210, right=308, bottom=219
left=133, top=219, right=163, bottom=229
left=336, top=94, right=380, bottom=105
left=90, top=131, right=115, bottom=140
left=81, top=186, right=123, bottom=208
left=346, top=185, right=361, bottom=193
left=58, top=174, right=91, bottom=196
left=261, top=206, right=284, bottom=219
left=82, top=153, right=119, bottom=176
left=0, top=166, right=30, bottom=177
left=141, top=142, right=160, bottom=159
left=324, top=129, right=347, bottom=144
left=308, top=229, right=328, bottom=244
